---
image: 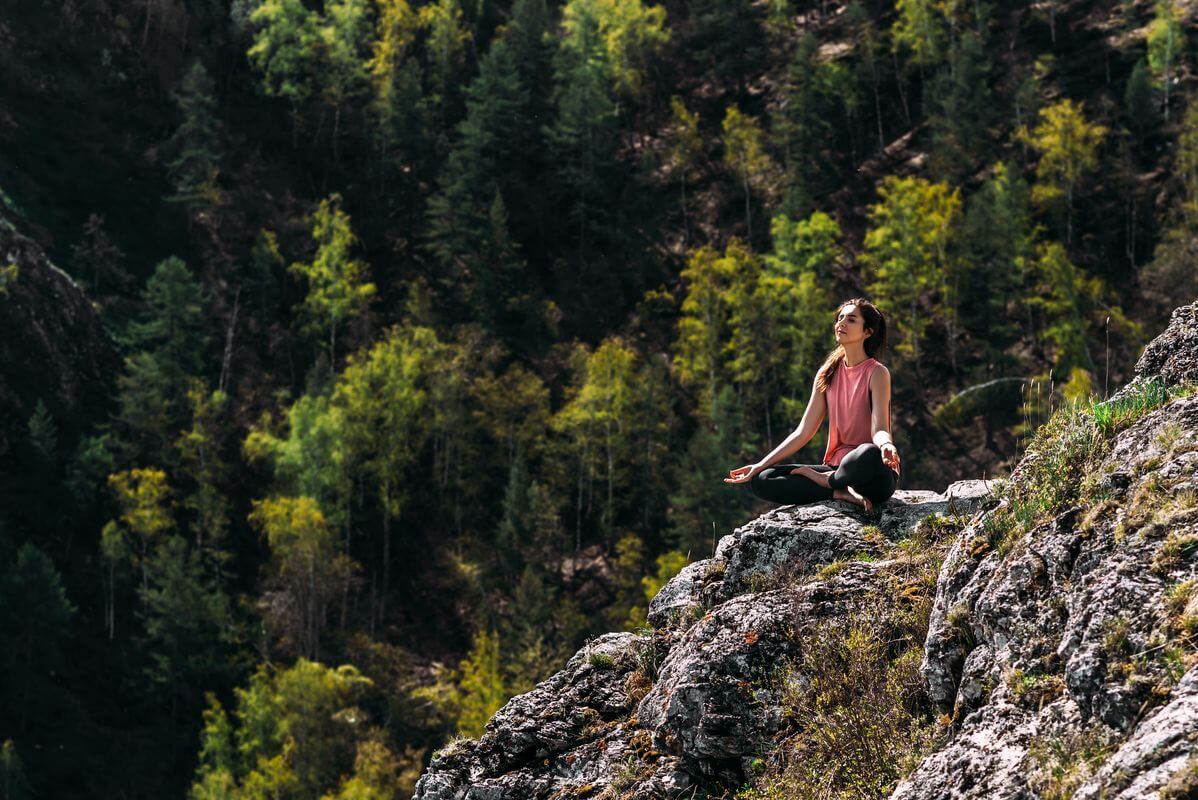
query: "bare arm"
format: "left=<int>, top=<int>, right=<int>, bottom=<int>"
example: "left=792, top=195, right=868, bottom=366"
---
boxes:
left=870, top=366, right=901, bottom=473
left=756, top=376, right=826, bottom=469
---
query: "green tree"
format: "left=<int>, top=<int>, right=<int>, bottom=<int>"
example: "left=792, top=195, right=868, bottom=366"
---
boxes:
left=722, top=106, right=772, bottom=240
left=191, top=660, right=376, bottom=800
left=773, top=32, right=834, bottom=216
left=455, top=628, right=507, bottom=737
left=674, top=244, right=736, bottom=418
left=664, top=96, right=703, bottom=245
left=1124, top=59, right=1156, bottom=145
left=552, top=338, right=642, bottom=544
left=418, top=0, right=471, bottom=114
left=1019, top=98, right=1107, bottom=245
left=764, top=211, right=839, bottom=415
left=333, top=325, right=437, bottom=613
left=0, top=543, right=75, bottom=733
left=962, top=162, right=1036, bottom=368
left=105, top=468, right=175, bottom=593
left=425, top=34, right=530, bottom=318
left=289, top=193, right=377, bottom=366
left=862, top=175, right=961, bottom=366
left=891, top=0, right=947, bottom=83
left=243, top=393, right=353, bottom=534
left=320, top=0, right=373, bottom=162
left=927, top=27, right=994, bottom=183
left=166, top=61, right=225, bottom=213
left=366, top=0, right=423, bottom=188
left=1147, top=0, right=1185, bottom=121
left=247, top=0, right=323, bottom=143
left=248, top=496, right=357, bottom=659
left=175, top=383, right=231, bottom=557
left=558, top=0, right=669, bottom=97
left=545, top=13, right=620, bottom=288
left=136, top=535, right=234, bottom=724
left=666, top=385, right=753, bottom=557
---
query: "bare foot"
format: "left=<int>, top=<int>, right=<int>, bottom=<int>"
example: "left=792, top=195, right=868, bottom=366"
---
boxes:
left=834, top=487, right=874, bottom=514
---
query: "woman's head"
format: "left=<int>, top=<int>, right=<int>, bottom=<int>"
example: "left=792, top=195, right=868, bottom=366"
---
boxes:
left=833, top=298, right=887, bottom=360
left=816, top=297, right=887, bottom=391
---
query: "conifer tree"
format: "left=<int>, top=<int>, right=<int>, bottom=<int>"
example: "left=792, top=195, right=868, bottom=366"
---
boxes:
left=773, top=32, right=833, bottom=216
left=165, top=61, right=225, bottom=213
left=545, top=13, right=620, bottom=291
left=1124, top=59, right=1156, bottom=145
left=71, top=212, right=129, bottom=296
left=962, top=162, right=1035, bottom=367
left=367, top=0, right=423, bottom=185
left=426, top=34, right=530, bottom=320
left=136, top=535, right=233, bottom=724
left=927, top=27, right=994, bottom=183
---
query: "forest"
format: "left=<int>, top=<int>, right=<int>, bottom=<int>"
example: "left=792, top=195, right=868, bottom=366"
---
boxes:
left=0, top=0, right=1194, bottom=796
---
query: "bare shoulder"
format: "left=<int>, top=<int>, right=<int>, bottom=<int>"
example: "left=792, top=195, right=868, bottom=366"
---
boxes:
left=870, top=362, right=891, bottom=382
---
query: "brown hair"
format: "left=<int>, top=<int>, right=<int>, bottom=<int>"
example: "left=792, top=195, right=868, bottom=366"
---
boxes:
left=815, top=298, right=888, bottom=393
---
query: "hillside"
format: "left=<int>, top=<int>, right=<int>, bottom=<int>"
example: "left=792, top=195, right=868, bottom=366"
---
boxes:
left=415, top=301, right=1198, bottom=798
left=1, top=0, right=1197, bottom=797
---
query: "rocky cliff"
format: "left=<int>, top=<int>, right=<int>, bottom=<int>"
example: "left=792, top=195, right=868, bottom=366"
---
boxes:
left=414, top=301, right=1198, bottom=800
left=0, top=214, right=117, bottom=458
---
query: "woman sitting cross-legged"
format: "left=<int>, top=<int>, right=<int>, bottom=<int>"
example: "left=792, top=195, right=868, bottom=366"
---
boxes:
left=724, top=297, right=901, bottom=514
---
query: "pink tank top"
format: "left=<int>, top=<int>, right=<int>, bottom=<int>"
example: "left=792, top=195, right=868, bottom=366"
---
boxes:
left=822, top=357, right=881, bottom=467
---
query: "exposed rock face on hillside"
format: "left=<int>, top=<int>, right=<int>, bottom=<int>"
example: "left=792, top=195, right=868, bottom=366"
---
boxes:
left=414, top=302, right=1198, bottom=800
left=414, top=481, right=992, bottom=799
left=897, top=301, right=1198, bottom=800
left=0, top=215, right=117, bottom=457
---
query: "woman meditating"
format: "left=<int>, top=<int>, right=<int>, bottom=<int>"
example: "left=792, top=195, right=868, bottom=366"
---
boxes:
left=725, top=297, right=901, bottom=513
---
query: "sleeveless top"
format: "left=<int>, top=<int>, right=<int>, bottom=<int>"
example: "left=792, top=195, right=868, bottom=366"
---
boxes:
left=822, top=357, right=886, bottom=468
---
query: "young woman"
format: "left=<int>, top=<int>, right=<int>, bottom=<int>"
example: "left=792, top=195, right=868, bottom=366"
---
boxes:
left=724, top=298, right=901, bottom=513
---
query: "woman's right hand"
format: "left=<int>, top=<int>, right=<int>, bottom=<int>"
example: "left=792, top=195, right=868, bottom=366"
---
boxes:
left=724, top=463, right=764, bottom=484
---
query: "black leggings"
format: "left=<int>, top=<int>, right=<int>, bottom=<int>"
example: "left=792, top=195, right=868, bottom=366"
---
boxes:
left=749, top=442, right=899, bottom=506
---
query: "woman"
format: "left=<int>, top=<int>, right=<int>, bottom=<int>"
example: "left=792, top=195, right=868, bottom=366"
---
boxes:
left=724, top=298, right=901, bottom=513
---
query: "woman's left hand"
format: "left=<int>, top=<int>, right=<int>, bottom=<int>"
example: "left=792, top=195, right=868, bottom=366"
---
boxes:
left=881, top=443, right=901, bottom=474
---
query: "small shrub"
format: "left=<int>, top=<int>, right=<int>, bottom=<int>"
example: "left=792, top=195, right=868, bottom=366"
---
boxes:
left=587, top=651, right=614, bottom=670
left=1006, top=667, right=1066, bottom=709
left=1153, top=531, right=1198, bottom=574
left=1026, top=726, right=1115, bottom=800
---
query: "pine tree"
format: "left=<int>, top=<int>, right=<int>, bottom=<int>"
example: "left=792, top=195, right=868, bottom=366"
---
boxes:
left=425, top=34, right=530, bottom=316
left=165, top=61, right=225, bottom=213
left=773, top=32, right=834, bottom=215
left=136, top=535, right=233, bottom=725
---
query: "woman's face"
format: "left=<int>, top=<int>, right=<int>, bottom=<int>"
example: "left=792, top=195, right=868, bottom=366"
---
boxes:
left=834, top=304, right=872, bottom=345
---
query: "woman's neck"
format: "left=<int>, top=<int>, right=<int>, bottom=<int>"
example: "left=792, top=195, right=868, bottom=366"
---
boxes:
left=842, top=344, right=870, bottom=367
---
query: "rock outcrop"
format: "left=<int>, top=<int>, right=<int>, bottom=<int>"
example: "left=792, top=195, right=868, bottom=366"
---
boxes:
left=0, top=215, right=117, bottom=458
left=414, top=481, right=992, bottom=799
left=414, top=301, right=1198, bottom=800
